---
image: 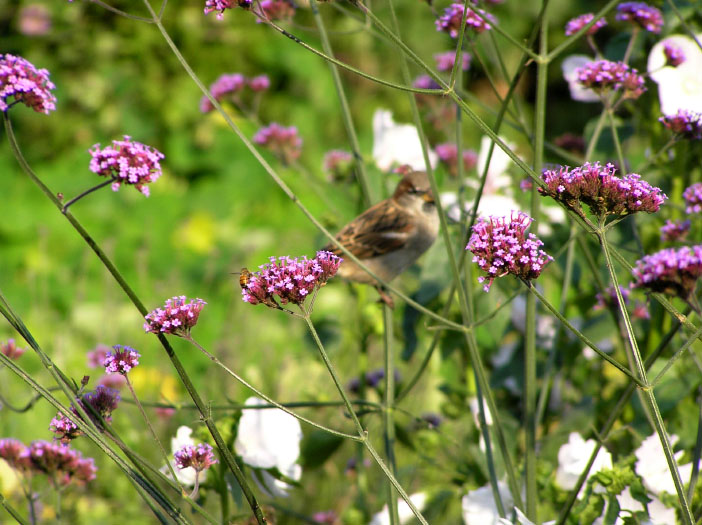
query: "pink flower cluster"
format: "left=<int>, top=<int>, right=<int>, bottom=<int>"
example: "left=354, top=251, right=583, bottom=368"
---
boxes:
left=683, top=183, right=702, bottom=214
left=200, top=73, right=270, bottom=113
left=323, top=150, right=354, bottom=181
left=434, top=51, right=471, bottom=72
left=659, top=110, right=702, bottom=140
left=1, top=338, right=26, bottom=360
left=435, top=4, right=496, bottom=38
left=576, top=60, right=646, bottom=99
left=539, top=162, right=666, bottom=217
left=632, top=245, right=702, bottom=298
left=144, top=296, right=207, bottom=336
left=615, top=2, right=664, bottom=33
left=413, top=75, right=442, bottom=91
left=103, top=345, right=140, bottom=375
left=253, top=123, right=303, bottom=165
left=0, top=439, right=96, bottom=487
left=466, top=212, right=553, bottom=292
left=565, top=13, right=607, bottom=36
left=436, top=143, right=477, bottom=176
left=594, top=285, right=630, bottom=310
left=663, top=42, right=685, bottom=67
left=242, top=251, right=342, bottom=307
left=255, top=0, right=296, bottom=22
left=660, top=219, right=691, bottom=242
left=174, top=443, right=218, bottom=472
left=89, top=136, right=164, bottom=197
left=0, top=54, right=56, bottom=114
left=50, top=385, right=121, bottom=443
left=204, top=0, right=251, bottom=20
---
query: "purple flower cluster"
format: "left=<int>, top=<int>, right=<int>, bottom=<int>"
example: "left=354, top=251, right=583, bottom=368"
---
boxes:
left=312, top=511, right=338, bottom=524
left=539, top=162, right=666, bottom=217
left=242, top=251, right=342, bottom=308
left=594, top=285, right=630, bottom=311
left=565, top=13, right=607, bottom=36
left=174, top=443, right=218, bottom=472
left=348, top=369, right=402, bottom=394
left=0, top=439, right=97, bottom=487
left=466, top=212, right=553, bottom=292
left=615, top=2, right=664, bottom=33
left=51, top=385, right=121, bottom=443
left=253, top=123, right=303, bottom=165
left=659, top=110, right=702, bottom=140
left=683, top=183, right=702, bottom=214
left=204, top=0, right=251, bottom=20
left=663, top=42, right=685, bottom=67
left=434, top=51, right=471, bottom=72
left=0, top=338, right=26, bottom=360
left=632, top=245, right=702, bottom=298
left=413, top=75, right=442, bottom=91
left=660, top=219, right=691, bottom=242
left=0, top=54, right=56, bottom=114
left=436, top=143, right=478, bottom=176
left=435, top=4, right=496, bottom=38
left=103, top=345, right=140, bottom=375
left=87, top=343, right=110, bottom=368
left=144, top=296, right=207, bottom=336
left=89, top=136, right=164, bottom=197
left=576, top=60, right=646, bottom=99
left=255, top=0, right=296, bottom=22
left=199, top=73, right=270, bottom=113
left=323, top=150, right=354, bottom=181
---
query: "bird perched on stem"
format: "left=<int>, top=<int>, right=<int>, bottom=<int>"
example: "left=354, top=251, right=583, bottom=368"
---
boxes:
left=324, top=170, right=439, bottom=307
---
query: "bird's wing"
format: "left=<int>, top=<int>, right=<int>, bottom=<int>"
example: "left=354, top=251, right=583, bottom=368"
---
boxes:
left=324, top=199, right=416, bottom=259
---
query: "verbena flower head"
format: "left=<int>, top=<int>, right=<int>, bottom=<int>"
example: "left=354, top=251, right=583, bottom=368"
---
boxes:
left=663, top=42, right=685, bottom=67
left=50, top=413, right=81, bottom=444
left=466, top=211, right=553, bottom=292
left=174, top=443, right=218, bottom=472
left=539, top=162, right=666, bottom=218
left=253, top=123, right=302, bottom=165
left=659, top=109, right=702, bottom=140
left=103, top=345, right=140, bottom=375
left=242, top=251, right=342, bottom=308
left=204, top=0, right=251, bottom=19
left=255, top=0, right=295, bottom=22
left=594, top=285, right=630, bottom=311
left=435, top=143, right=477, bottom=176
left=412, top=75, right=441, bottom=91
left=434, top=51, right=471, bottom=72
left=565, top=13, right=607, bottom=36
left=683, top=183, right=702, bottom=213
left=50, top=385, right=122, bottom=442
left=0, top=338, right=26, bottom=360
left=0, top=438, right=26, bottom=468
left=435, top=4, right=495, bottom=38
left=18, top=5, right=52, bottom=36
left=248, top=74, right=270, bottom=92
left=660, top=219, right=691, bottom=242
left=89, top=136, right=164, bottom=197
left=19, top=440, right=97, bottom=486
left=0, top=54, right=56, bottom=114
left=576, top=60, right=646, bottom=99
left=200, top=73, right=246, bottom=113
left=323, top=149, right=354, bottom=181
left=87, top=343, right=110, bottom=368
left=144, top=296, right=207, bottom=336
left=615, top=2, right=664, bottom=33
left=631, top=245, right=702, bottom=298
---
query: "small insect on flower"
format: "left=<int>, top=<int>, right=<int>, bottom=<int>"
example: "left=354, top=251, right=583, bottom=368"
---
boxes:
left=238, top=267, right=252, bottom=290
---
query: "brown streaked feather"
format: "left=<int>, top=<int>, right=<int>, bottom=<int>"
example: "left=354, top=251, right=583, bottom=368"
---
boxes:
left=324, top=199, right=416, bottom=259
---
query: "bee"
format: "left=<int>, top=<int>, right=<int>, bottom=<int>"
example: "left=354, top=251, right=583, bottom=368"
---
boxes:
left=238, top=268, right=252, bottom=290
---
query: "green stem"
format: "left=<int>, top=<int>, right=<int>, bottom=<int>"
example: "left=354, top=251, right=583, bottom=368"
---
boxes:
left=650, top=325, right=702, bottom=388
left=688, top=390, right=702, bottom=501
left=309, top=0, right=372, bottom=206
left=382, top=304, right=399, bottom=525
left=584, top=110, right=608, bottom=161
left=0, top=491, right=29, bottom=525
left=605, top=106, right=627, bottom=174
left=622, top=27, right=639, bottom=64
left=598, top=229, right=693, bottom=524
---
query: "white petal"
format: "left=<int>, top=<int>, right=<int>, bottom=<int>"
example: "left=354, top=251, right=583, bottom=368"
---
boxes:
left=555, top=432, right=612, bottom=495
left=253, top=462, right=302, bottom=499
left=462, top=482, right=514, bottom=525
left=476, top=136, right=517, bottom=188
left=171, top=426, right=195, bottom=452
left=372, top=109, right=437, bottom=172
left=370, top=492, right=428, bottom=525
left=647, top=34, right=702, bottom=115
left=234, top=397, right=303, bottom=471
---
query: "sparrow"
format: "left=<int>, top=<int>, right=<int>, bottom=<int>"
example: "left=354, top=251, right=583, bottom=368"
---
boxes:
left=323, top=170, right=439, bottom=307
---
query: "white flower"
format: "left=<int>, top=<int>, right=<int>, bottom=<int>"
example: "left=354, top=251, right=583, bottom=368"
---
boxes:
left=561, top=55, right=600, bottom=103
left=462, top=481, right=514, bottom=525
left=372, top=109, right=437, bottom=172
left=235, top=396, right=303, bottom=498
left=498, top=508, right=556, bottom=525
left=476, top=135, right=516, bottom=190
left=555, top=432, right=612, bottom=495
left=369, top=492, right=427, bottom=525
left=164, top=426, right=201, bottom=486
left=648, top=34, right=702, bottom=115
left=635, top=433, right=695, bottom=496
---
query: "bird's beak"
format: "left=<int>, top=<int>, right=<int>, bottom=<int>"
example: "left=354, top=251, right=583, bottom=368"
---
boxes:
left=421, top=192, right=435, bottom=204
